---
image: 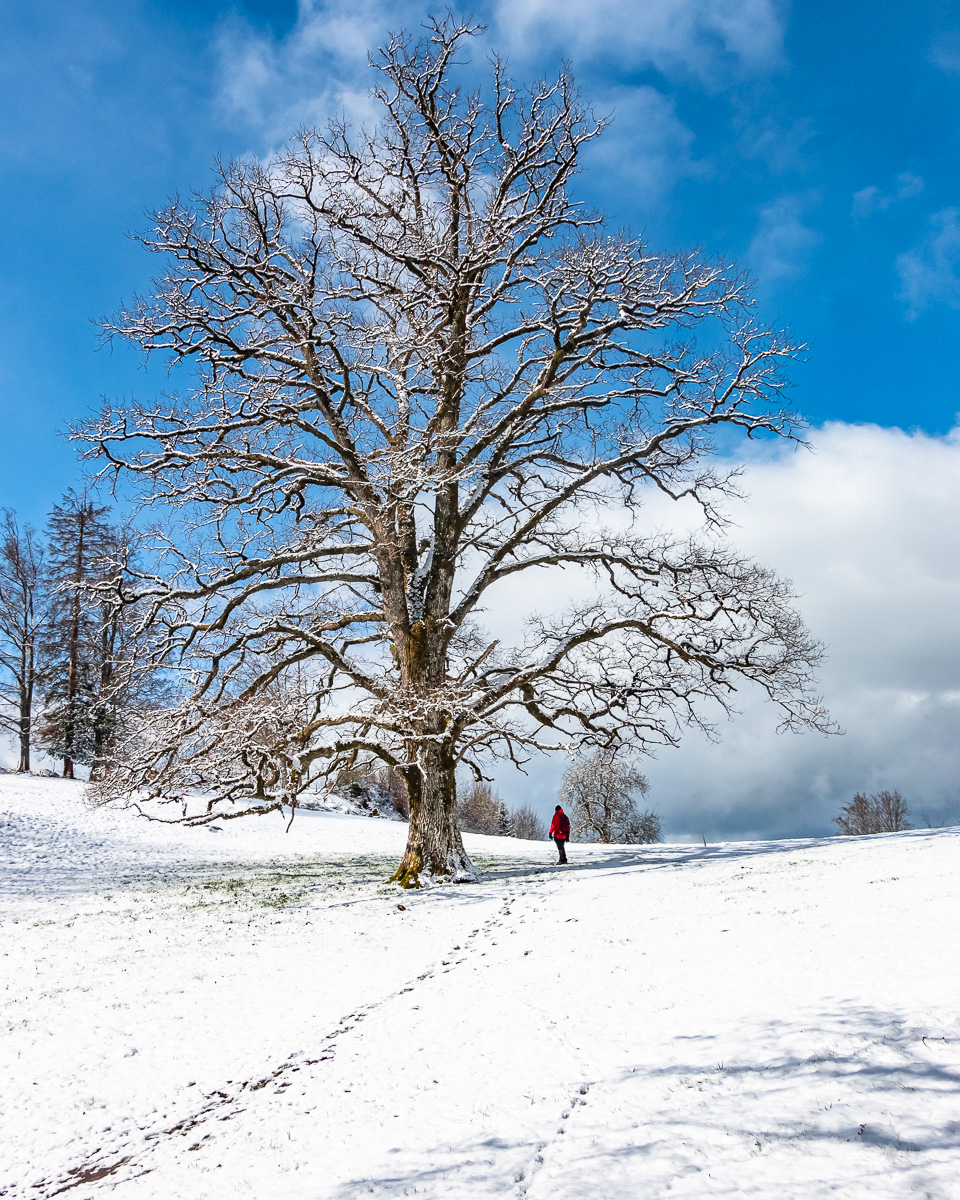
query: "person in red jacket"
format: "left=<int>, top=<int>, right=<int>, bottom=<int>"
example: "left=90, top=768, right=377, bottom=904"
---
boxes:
left=549, top=805, right=570, bottom=864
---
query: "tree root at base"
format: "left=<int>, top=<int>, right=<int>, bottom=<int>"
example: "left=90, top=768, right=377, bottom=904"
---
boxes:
left=389, top=857, right=422, bottom=889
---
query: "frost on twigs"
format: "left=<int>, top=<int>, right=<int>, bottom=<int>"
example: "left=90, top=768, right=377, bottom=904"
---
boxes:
left=561, top=748, right=662, bottom=844
left=79, top=18, right=833, bottom=882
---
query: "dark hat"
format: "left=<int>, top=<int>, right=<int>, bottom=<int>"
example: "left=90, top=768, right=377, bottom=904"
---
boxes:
left=555, top=805, right=563, bottom=811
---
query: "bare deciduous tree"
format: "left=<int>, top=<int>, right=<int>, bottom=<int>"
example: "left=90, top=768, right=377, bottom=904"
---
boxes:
left=81, top=21, right=830, bottom=885
left=625, top=808, right=663, bottom=845
left=560, top=747, right=661, bottom=843
left=510, top=803, right=547, bottom=841
left=0, top=513, right=47, bottom=772
left=375, top=762, right=410, bottom=819
left=457, top=780, right=501, bottom=835
left=835, top=790, right=912, bottom=835
left=919, top=810, right=957, bottom=829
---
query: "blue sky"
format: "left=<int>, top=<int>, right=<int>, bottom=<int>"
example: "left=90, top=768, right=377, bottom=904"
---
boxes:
left=2, top=1, right=960, bottom=833
left=2, top=0, right=960, bottom=529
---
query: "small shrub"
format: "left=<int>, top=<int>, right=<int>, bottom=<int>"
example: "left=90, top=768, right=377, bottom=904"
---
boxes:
left=332, top=756, right=410, bottom=819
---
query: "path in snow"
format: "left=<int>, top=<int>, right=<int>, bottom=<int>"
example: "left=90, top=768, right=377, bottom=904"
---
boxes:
left=1, top=774, right=959, bottom=1199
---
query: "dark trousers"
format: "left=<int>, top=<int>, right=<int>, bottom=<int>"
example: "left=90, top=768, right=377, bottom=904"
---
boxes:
left=554, top=837, right=568, bottom=864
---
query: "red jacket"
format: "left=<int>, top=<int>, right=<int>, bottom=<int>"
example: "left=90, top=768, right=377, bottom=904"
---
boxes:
left=549, top=810, right=570, bottom=839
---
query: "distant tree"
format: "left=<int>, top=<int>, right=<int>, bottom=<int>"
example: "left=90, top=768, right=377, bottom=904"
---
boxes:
left=874, top=790, right=912, bottom=832
left=85, top=529, right=167, bottom=780
left=561, top=747, right=661, bottom=843
left=458, top=781, right=501, bottom=835
left=834, top=790, right=912, bottom=835
left=38, top=496, right=160, bottom=779
left=375, top=763, right=410, bottom=819
left=510, top=803, right=547, bottom=841
left=624, top=808, right=662, bottom=844
left=0, top=513, right=48, bottom=772
left=919, top=810, right=957, bottom=829
left=834, top=791, right=874, bottom=836
left=497, top=799, right=514, bottom=837
left=38, top=492, right=114, bottom=777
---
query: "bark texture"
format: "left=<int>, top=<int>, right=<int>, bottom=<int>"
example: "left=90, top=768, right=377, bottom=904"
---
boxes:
left=391, top=743, right=474, bottom=887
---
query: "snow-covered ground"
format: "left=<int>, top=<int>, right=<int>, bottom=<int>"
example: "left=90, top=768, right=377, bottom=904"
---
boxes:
left=1, top=774, right=958, bottom=1199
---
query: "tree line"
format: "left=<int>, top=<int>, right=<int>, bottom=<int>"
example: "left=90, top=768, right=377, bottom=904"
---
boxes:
left=0, top=492, right=160, bottom=778
left=330, top=744, right=664, bottom=844
left=459, top=747, right=662, bottom=844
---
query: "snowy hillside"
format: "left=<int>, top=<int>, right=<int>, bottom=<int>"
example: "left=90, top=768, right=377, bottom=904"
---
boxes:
left=1, top=774, right=958, bottom=1199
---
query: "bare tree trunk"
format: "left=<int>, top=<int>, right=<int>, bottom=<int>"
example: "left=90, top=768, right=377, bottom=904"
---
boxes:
left=16, top=616, right=33, bottom=772
left=391, top=739, right=474, bottom=887
left=89, top=605, right=114, bottom=781
left=17, top=665, right=32, bottom=773
left=0, top=514, right=45, bottom=774
left=61, top=510, right=88, bottom=780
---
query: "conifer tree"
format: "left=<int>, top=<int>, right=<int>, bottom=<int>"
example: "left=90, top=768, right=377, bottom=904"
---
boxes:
left=38, top=492, right=114, bottom=778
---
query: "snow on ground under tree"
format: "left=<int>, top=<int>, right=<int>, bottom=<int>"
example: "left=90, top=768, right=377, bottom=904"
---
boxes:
left=1, top=774, right=958, bottom=1199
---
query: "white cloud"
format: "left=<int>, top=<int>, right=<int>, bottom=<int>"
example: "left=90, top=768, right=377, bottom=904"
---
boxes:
left=896, top=208, right=960, bottom=319
left=490, top=423, right=960, bottom=839
left=583, top=86, right=700, bottom=207
left=748, top=193, right=820, bottom=284
left=930, top=30, right=960, bottom=75
left=494, top=0, right=786, bottom=84
left=213, top=8, right=703, bottom=212
left=213, top=0, right=422, bottom=140
left=212, top=1, right=783, bottom=155
left=852, top=172, right=924, bottom=219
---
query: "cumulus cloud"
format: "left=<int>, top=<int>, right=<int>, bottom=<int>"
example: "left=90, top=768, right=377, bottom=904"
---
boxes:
left=213, top=0, right=422, bottom=139
left=852, top=172, right=924, bottom=219
left=666, top=421, right=960, bottom=837
left=490, top=423, right=960, bottom=840
left=494, top=0, right=786, bottom=84
left=748, top=193, right=820, bottom=284
left=897, top=208, right=960, bottom=319
left=582, top=86, right=700, bottom=208
left=213, top=6, right=704, bottom=213
left=214, top=0, right=786, bottom=144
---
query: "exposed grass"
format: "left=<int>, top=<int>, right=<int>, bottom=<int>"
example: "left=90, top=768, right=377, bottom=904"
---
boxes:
left=179, top=855, right=402, bottom=912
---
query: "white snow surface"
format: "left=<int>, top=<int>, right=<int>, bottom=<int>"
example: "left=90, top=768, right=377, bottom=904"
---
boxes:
left=1, top=774, right=958, bottom=1199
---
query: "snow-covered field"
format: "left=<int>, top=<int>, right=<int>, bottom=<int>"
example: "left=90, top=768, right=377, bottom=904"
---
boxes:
left=1, top=774, right=958, bottom=1199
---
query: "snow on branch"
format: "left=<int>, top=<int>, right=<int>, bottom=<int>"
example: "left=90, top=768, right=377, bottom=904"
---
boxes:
left=77, top=20, right=831, bottom=878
